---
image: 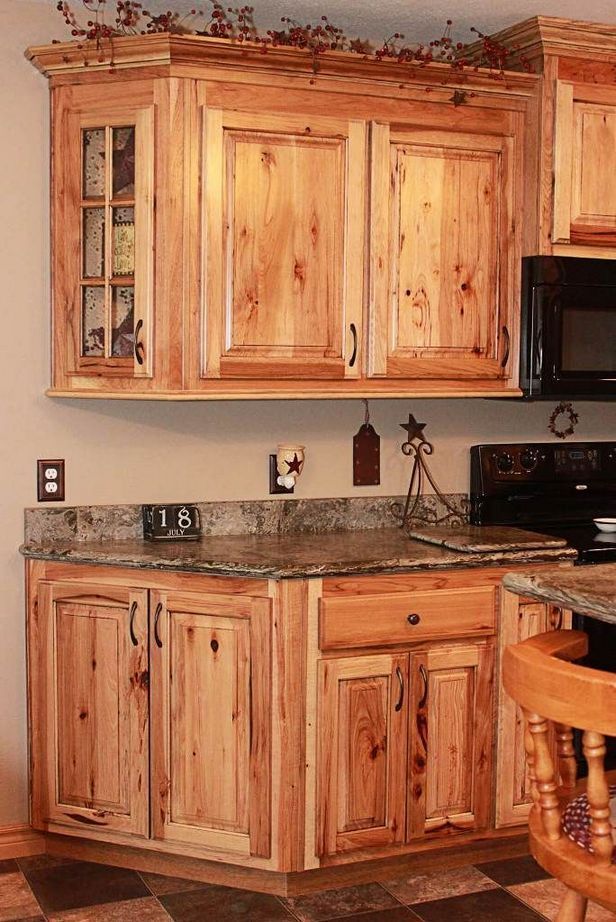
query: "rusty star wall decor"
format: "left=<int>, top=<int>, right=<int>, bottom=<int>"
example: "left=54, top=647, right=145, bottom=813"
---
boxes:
left=400, top=413, right=427, bottom=445
left=113, top=129, right=135, bottom=195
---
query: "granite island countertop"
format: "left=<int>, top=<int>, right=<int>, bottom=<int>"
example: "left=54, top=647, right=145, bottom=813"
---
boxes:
left=20, top=526, right=577, bottom=580
left=503, top=563, right=616, bottom=625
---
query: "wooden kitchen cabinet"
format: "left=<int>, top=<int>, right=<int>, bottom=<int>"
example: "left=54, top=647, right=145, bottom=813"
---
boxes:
left=553, top=81, right=616, bottom=248
left=29, top=580, right=149, bottom=837
left=369, top=121, right=518, bottom=383
left=316, top=653, right=409, bottom=855
left=149, top=589, right=272, bottom=858
left=495, top=590, right=571, bottom=827
left=29, top=35, right=535, bottom=398
left=28, top=570, right=272, bottom=860
left=194, top=104, right=365, bottom=383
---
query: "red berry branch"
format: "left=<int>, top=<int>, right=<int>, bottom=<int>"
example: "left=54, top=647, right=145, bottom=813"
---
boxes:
left=54, top=1, right=533, bottom=78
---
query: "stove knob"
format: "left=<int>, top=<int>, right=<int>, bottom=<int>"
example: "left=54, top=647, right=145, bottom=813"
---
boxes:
left=495, top=452, right=514, bottom=474
left=520, top=448, right=539, bottom=472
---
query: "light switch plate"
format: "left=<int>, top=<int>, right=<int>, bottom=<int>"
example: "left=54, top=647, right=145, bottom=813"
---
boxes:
left=37, top=459, right=65, bottom=502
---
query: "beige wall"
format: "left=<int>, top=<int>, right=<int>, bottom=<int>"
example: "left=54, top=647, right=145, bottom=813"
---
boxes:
left=2, top=0, right=616, bottom=828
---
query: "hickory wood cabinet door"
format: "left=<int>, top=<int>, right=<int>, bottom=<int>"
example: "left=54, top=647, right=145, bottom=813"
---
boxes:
left=316, top=642, right=494, bottom=856
left=150, top=589, right=272, bottom=858
left=408, top=643, right=494, bottom=838
left=51, top=79, right=186, bottom=395
left=496, top=592, right=571, bottom=827
left=369, top=122, right=517, bottom=383
left=553, top=81, right=616, bottom=248
left=317, top=653, right=409, bottom=856
left=30, top=581, right=149, bottom=837
left=196, top=106, right=366, bottom=382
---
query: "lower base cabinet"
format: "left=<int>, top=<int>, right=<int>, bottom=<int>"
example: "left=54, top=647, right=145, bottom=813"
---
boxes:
left=316, top=642, right=495, bottom=858
left=26, top=558, right=573, bottom=883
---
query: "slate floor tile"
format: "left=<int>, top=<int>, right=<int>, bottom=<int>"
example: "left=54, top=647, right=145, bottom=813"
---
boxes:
left=475, top=854, right=550, bottom=887
left=23, top=860, right=149, bottom=914
left=331, top=909, right=420, bottom=922
left=160, top=884, right=295, bottom=921
left=0, top=864, right=18, bottom=878
left=0, top=871, right=41, bottom=922
left=509, top=878, right=616, bottom=921
left=139, top=871, right=208, bottom=896
left=47, top=895, right=172, bottom=921
left=409, top=888, right=546, bottom=921
left=283, top=883, right=400, bottom=921
left=18, top=857, right=76, bottom=873
left=381, top=866, right=498, bottom=905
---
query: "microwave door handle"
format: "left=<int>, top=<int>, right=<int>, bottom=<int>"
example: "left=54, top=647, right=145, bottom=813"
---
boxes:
left=534, top=326, right=543, bottom=377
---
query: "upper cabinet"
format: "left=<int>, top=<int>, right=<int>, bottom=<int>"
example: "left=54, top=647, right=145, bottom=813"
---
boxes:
left=369, top=120, right=516, bottom=382
left=29, top=36, right=536, bottom=398
left=195, top=105, right=365, bottom=383
left=553, top=81, right=616, bottom=247
left=473, top=16, right=616, bottom=259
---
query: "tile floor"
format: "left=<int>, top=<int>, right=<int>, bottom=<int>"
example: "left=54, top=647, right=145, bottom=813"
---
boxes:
left=0, top=853, right=613, bottom=921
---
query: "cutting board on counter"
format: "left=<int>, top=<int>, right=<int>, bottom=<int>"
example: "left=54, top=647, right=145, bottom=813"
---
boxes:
left=407, top=524, right=567, bottom=553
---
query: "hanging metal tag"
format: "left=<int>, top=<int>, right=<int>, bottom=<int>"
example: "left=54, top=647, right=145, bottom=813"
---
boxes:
left=353, top=423, right=381, bottom=486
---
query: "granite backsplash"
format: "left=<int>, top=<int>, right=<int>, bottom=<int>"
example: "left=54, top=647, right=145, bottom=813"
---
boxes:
left=24, top=494, right=469, bottom=543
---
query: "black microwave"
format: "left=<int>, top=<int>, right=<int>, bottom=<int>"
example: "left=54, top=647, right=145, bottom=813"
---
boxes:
left=520, top=255, right=616, bottom=398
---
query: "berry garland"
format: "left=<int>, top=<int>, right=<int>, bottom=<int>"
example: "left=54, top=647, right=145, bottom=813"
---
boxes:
left=54, top=1, right=533, bottom=77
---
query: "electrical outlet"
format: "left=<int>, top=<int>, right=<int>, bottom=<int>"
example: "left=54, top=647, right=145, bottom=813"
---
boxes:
left=37, top=459, right=65, bottom=502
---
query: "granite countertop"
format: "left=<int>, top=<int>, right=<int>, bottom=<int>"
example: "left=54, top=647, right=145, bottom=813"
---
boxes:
left=503, top=564, right=616, bottom=625
left=20, top=526, right=576, bottom=580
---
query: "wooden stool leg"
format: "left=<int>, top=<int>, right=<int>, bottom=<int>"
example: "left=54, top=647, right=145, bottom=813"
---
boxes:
left=555, top=887, right=588, bottom=922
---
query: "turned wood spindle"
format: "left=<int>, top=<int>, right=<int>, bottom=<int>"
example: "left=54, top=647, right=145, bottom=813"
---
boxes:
left=522, top=707, right=539, bottom=807
left=554, top=722, right=577, bottom=791
left=528, top=712, right=561, bottom=841
left=582, top=730, right=613, bottom=866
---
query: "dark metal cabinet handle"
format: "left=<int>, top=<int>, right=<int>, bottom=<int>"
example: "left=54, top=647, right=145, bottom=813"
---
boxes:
left=407, top=613, right=421, bottom=626
left=394, top=666, right=404, bottom=712
left=349, top=323, right=358, bottom=368
left=419, top=664, right=428, bottom=709
left=153, top=602, right=163, bottom=648
left=134, top=319, right=145, bottom=366
left=501, top=324, right=510, bottom=368
left=129, top=601, right=138, bottom=646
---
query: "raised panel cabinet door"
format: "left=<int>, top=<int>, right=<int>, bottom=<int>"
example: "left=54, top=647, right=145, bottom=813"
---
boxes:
left=369, top=123, right=516, bottom=382
left=496, top=591, right=571, bottom=827
left=316, top=653, right=409, bottom=856
left=198, top=107, right=365, bottom=381
left=407, top=643, right=494, bottom=839
left=553, top=81, right=616, bottom=248
left=30, top=581, right=149, bottom=837
left=150, top=590, right=271, bottom=858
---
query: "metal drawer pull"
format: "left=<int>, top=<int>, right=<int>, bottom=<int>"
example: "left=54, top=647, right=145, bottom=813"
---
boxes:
left=153, top=602, right=163, bottom=648
left=349, top=323, right=358, bottom=368
left=134, top=319, right=145, bottom=366
left=407, top=613, right=421, bottom=626
left=129, top=601, right=138, bottom=646
left=395, top=666, right=404, bottom=712
left=501, top=324, right=510, bottom=368
left=419, top=664, right=428, bottom=708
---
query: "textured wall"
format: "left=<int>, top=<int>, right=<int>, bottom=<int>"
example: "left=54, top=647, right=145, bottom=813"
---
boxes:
left=1, top=0, right=616, bottom=827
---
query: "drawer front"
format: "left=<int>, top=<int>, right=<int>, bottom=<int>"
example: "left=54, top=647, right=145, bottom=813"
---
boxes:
left=320, top=586, right=496, bottom=651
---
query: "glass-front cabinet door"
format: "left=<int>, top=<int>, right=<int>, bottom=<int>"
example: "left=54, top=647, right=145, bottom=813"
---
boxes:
left=52, top=86, right=155, bottom=391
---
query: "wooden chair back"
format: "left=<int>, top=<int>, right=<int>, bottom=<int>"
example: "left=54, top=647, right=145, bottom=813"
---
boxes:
left=503, top=629, right=616, bottom=917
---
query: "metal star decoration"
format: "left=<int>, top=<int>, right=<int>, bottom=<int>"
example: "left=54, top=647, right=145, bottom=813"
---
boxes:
left=399, top=414, right=427, bottom=444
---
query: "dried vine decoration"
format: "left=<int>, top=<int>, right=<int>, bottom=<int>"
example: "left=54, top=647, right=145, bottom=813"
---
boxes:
left=53, top=2, right=533, bottom=79
left=548, top=402, right=579, bottom=440
left=392, top=413, right=465, bottom=529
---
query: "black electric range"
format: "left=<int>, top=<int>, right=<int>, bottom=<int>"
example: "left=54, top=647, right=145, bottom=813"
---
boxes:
left=471, top=441, right=616, bottom=767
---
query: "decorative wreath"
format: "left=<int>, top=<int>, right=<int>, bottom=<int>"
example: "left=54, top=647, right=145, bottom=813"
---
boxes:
left=548, top=402, right=579, bottom=440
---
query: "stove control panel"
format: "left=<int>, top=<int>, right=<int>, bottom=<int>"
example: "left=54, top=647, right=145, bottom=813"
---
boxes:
left=472, top=441, right=616, bottom=488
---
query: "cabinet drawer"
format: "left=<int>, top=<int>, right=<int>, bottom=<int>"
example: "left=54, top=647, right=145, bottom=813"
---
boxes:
left=320, top=586, right=496, bottom=651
